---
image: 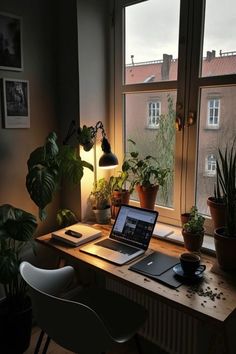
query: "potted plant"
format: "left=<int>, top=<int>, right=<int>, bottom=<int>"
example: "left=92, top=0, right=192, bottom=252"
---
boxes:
left=207, top=164, right=226, bottom=230
left=0, top=204, right=38, bottom=353
left=214, top=142, right=236, bottom=270
left=89, top=178, right=111, bottom=224
left=109, top=171, right=130, bottom=218
left=122, top=139, right=169, bottom=210
left=26, top=131, right=93, bottom=221
left=182, top=206, right=205, bottom=252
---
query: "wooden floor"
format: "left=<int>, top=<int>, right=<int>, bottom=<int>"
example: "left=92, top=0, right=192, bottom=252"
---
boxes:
left=24, top=326, right=167, bottom=354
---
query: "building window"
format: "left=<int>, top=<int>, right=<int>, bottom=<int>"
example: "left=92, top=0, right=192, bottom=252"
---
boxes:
left=205, top=154, right=216, bottom=176
left=148, top=101, right=161, bottom=128
left=207, top=99, right=220, bottom=128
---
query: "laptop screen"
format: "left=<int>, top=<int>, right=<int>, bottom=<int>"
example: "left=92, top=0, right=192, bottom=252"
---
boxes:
left=110, top=205, right=158, bottom=250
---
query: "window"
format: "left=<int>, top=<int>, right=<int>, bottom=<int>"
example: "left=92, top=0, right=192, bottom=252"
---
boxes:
left=114, top=0, right=236, bottom=232
left=207, top=99, right=220, bottom=128
left=205, top=154, right=216, bottom=176
left=148, top=101, right=161, bottom=128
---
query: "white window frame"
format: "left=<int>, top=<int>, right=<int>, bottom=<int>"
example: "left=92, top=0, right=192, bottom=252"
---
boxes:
left=207, top=98, right=220, bottom=128
left=205, top=154, right=216, bottom=176
left=112, top=0, right=236, bottom=233
left=147, top=101, right=161, bottom=129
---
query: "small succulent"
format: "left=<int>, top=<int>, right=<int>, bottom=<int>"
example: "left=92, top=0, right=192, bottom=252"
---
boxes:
left=183, top=206, right=205, bottom=234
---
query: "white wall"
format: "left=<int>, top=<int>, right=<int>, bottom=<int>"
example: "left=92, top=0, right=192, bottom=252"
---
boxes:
left=77, top=0, right=112, bottom=220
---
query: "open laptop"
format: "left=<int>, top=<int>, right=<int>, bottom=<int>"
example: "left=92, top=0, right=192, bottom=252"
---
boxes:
left=80, top=204, right=158, bottom=265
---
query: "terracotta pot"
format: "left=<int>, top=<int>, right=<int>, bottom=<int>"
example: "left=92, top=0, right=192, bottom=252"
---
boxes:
left=111, top=190, right=130, bottom=219
left=182, top=228, right=204, bottom=252
left=207, top=197, right=226, bottom=229
left=214, top=227, right=236, bottom=270
left=136, top=184, right=159, bottom=210
left=180, top=213, right=191, bottom=227
left=93, top=207, right=111, bottom=224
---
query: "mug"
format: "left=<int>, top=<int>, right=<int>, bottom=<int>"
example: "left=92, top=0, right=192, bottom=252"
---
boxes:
left=180, top=252, right=206, bottom=276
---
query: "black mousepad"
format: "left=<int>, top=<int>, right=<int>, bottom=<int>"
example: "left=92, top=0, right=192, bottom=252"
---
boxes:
left=130, top=251, right=179, bottom=276
left=129, top=251, right=182, bottom=289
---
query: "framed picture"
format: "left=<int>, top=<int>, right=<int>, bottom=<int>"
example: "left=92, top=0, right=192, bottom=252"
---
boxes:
left=2, top=78, right=30, bottom=128
left=0, top=12, right=23, bottom=71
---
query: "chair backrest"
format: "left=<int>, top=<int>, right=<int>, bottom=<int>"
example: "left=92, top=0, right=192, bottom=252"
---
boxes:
left=20, top=262, right=113, bottom=354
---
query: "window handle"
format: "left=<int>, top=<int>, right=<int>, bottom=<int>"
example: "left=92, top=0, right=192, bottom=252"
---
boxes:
left=186, top=112, right=195, bottom=126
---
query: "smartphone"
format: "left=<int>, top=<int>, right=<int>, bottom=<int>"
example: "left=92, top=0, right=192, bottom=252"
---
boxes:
left=65, top=230, right=83, bottom=238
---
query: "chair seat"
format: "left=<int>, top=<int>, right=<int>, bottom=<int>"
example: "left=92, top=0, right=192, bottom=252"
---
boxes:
left=72, top=288, right=147, bottom=343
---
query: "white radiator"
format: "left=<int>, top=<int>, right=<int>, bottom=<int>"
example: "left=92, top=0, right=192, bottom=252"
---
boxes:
left=106, top=278, right=200, bottom=354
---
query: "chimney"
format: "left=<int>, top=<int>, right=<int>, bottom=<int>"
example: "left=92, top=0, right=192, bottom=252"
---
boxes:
left=161, top=54, right=172, bottom=81
left=206, top=50, right=216, bottom=61
left=131, top=55, right=134, bottom=65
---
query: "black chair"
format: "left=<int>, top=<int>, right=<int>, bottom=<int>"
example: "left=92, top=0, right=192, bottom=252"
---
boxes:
left=20, top=261, right=147, bottom=354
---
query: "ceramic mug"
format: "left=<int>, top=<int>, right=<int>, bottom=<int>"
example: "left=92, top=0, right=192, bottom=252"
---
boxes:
left=180, top=252, right=206, bottom=276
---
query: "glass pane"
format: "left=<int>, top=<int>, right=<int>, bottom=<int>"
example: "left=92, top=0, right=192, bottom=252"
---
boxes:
left=201, top=0, right=236, bottom=77
left=125, top=91, right=177, bottom=208
left=125, top=0, right=180, bottom=84
left=196, top=86, right=236, bottom=215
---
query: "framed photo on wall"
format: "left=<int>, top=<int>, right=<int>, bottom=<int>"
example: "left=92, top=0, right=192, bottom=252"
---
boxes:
left=0, top=12, right=23, bottom=71
left=2, top=78, right=30, bottom=128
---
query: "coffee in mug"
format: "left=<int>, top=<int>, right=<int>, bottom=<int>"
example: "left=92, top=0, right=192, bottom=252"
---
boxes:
left=180, top=252, right=202, bottom=275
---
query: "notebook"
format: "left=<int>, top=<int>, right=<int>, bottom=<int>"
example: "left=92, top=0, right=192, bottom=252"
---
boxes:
left=51, top=223, right=101, bottom=246
left=80, top=204, right=158, bottom=265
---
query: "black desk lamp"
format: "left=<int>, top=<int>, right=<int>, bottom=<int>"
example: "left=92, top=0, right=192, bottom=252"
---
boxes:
left=63, top=120, right=118, bottom=169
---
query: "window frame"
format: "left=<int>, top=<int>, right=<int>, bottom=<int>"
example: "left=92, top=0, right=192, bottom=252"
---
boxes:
left=112, top=0, right=236, bottom=233
left=147, top=100, right=161, bottom=129
left=207, top=98, right=220, bottom=128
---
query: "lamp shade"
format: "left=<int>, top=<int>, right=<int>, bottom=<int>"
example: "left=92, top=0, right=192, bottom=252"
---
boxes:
left=99, top=152, right=118, bottom=169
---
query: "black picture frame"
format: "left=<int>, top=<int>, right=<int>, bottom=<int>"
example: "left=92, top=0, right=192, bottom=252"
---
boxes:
left=2, top=78, right=30, bottom=128
left=0, top=12, right=23, bottom=71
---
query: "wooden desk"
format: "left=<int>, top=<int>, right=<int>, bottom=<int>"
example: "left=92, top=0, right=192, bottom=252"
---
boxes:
left=36, top=225, right=236, bottom=354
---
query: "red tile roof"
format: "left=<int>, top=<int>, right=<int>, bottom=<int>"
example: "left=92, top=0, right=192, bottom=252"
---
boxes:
left=125, top=54, right=236, bottom=84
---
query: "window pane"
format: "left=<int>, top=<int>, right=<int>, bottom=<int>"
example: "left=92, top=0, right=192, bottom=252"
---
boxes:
left=125, top=91, right=176, bottom=208
left=201, top=0, right=236, bottom=77
left=125, top=0, right=180, bottom=84
left=196, top=86, right=236, bottom=215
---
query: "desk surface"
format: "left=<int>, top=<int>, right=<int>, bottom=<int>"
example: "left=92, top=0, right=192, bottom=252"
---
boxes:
left=36, top=224, right=236, bottom=327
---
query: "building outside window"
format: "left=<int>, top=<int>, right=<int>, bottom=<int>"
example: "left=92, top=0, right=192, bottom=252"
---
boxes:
left=207, top=99, right=220, bottom=128
left=148, top=101, right=161, bottom=128
left=205, top=154, right=216, bottom=176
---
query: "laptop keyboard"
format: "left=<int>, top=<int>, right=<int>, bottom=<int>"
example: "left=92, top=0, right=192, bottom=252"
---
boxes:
left=95, top=239, right=139, bottom=255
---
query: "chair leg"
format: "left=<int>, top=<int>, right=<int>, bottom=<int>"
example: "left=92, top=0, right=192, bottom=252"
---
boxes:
left=134, top=333, right=143, bottom=354
left=42, top=335, right=51, bottom=354
left=34, top=330, right=45, bottom=354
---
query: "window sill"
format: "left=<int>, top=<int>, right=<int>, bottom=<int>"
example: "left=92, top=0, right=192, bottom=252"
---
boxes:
left=152, top=222, right=216, bottom=255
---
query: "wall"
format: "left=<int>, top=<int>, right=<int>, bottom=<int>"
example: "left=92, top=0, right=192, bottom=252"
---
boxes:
left=0, top=0, right=111, bottom=227
left=0, top=0, right=59, bottom=235
left=77, top=0, right=111, bottom=220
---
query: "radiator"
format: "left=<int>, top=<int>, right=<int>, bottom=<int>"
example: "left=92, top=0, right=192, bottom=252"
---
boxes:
left=106, top=278, right=200, bottom=354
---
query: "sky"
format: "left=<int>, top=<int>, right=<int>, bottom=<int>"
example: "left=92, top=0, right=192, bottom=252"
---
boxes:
left=125, top=0, right=236, bottom=64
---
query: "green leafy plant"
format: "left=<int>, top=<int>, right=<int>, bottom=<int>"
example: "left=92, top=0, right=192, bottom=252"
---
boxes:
left=183, top=206, right=205, bottom=234
left=90, top=178, right=111, bottom=210
left=109, top=171, right=129, bottom=192
left=122, top=139, right=169, bottom=192
left=217, top=141, right=236, bottom=236
left=26, top=132, right=93, bottom=220
left=0, top=204, right=37, bottom=310
left=56, top=209, right=78, bottom=228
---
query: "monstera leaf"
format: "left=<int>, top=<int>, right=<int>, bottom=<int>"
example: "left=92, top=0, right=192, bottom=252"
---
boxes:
left=0, top=204, right=37, bottom=300
left=26, top=166, right=58, bottom=220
